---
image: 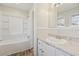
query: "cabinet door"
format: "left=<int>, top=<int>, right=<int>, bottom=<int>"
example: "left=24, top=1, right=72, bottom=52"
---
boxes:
left=38, top=40, right=48, bottom=56
left=56, top=49, right=70, bottom=56
left=38, top=40, right=56, bottom=56
left=47, top=45, right=55, bottom=56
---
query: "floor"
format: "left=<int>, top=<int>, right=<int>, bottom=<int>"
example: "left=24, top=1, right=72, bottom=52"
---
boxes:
left=9, top=48, right=34, bottom=56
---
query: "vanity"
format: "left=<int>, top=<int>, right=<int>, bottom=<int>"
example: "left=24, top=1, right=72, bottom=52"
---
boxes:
left=37, top=30, right=71, bottom=56
left=37, top=34, right=79, bottom=56
left=37, top=27, right=79, bottom=56
left=38, top=39, right=71, bottom=56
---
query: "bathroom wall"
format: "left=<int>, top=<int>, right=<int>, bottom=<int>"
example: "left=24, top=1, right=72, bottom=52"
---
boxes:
left=35, top=3, right=49, bottom=43
left=36, top=4, right=58, bottom=43
left=35, top=3, right=56, bottom=38
left=0, top=5, right=33, bottom=41
left=36, top=4, right=57, bottom=28
left=48, top=4, right=57, bottom=28
left=36, top=3, right=49, bottom=28
left=0, top=5, right=27, bottom=17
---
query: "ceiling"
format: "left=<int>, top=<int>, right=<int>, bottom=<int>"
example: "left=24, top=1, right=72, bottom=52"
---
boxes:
left=0, top=3, right=33, bottom=12
left=57, top=3, right=79, bottom=13
left=0, top=3, right=79, bottom=14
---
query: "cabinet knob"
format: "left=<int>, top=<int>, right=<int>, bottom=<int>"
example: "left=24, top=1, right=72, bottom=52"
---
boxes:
left=41, top=50, right=44, bottom=53
left=38, top=42, right=40, bottom=44
left=39, top=49, right=42, bottom=50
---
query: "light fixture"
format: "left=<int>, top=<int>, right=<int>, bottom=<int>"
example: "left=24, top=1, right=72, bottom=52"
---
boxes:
left=52, top=3, right=63, bottom=7
left=15, top=3, right=21, bottom=5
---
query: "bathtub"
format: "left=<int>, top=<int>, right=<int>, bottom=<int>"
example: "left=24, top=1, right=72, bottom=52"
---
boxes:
left=0, top=37, right=33, bottom=56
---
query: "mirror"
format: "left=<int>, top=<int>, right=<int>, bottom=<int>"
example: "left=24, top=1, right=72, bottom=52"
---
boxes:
left=56, top=3, right=79, bottom=27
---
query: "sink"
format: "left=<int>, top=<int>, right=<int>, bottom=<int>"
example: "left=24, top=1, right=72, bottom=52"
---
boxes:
left=48, top=36, right=67, bottom=44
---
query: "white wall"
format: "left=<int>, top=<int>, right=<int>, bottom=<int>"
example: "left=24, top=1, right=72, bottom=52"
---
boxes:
left=48, top=5, right=57, bottom=28
left=0, top=5, right=27, bottom=17
left=36, top=3, right=49, bottom=28
left=0, top=5, right=28, bottom=40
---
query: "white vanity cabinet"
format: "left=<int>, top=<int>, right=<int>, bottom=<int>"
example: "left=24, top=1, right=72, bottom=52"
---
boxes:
left=38, top=39, right=48, bottom=56
left=38, top=39, right=55, bottom=56
left=38, top=39, right=71, bottom=56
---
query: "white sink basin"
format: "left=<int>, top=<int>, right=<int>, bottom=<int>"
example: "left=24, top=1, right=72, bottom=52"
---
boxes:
left=48, top=37, right=67, bottom=44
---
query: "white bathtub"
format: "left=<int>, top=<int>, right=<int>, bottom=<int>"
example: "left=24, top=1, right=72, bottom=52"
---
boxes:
left=0, top=38, right=33, bottom=56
